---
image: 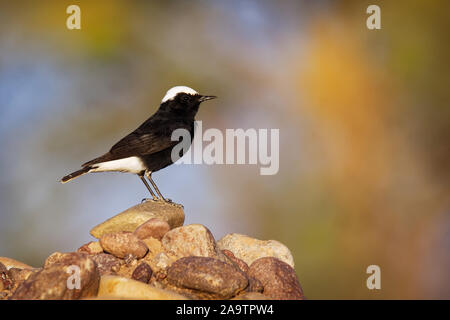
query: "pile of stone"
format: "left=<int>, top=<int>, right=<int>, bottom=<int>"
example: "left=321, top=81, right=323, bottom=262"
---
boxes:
left=0, top=201, right=304, bottom=300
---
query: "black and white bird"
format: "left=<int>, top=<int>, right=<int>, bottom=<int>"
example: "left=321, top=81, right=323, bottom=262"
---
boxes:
left=61, top=86, right=216, bottom=201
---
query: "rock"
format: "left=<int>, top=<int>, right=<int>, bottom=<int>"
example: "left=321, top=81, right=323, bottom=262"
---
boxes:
left=44, top=251, right=89, bottom=268
left=134, top=218, right=170, bottom=240
left=7, top=268, right=39, bottom=283
left=232, top=292, right=269, bottom=300
left=3, top=267, right=40, bottom=299
left=123, top=254, right=138, bottom=266
left=91, top=253, right=123, bottom=276
left=222, top=249, right=249, bottom=273
left=247, top=276, right=264, bottom=293
left=77, top=241, right=103, bottom=255
left=162, top=224, right=218, bottom=260
left=248, top=257, right=304, bottom=300
left=11, top=252, right=99, bottom=300
left=99, top=232, right=148, bottom=259
left=217, top=234, right=295, bottom=268
left=0, top=262, right=13, bottom=292
left=167, top=256, right=248, bottom=299
left=0, top=262, right=6, bottom=274
left=97, top=275, right=188, bottom=300
left=142, top=237, right=164, bottom=258
left=131, top=262, right=153, bottom=283
left=116, top=263, right=135, bottom=279
left=151, top=252, right=175, bottom=273
left=90, top=201, right=184, bottom=239
left=43, top=252, right=80, bottom=268
left=0, top=257, right=33, bottom=270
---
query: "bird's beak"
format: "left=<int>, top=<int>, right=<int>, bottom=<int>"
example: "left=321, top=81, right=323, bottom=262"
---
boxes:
left=199, top=95, right=217, bottom=102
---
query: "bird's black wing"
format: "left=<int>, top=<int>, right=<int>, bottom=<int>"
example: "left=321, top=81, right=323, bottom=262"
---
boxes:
left=82, top=118, right=190, bottom=167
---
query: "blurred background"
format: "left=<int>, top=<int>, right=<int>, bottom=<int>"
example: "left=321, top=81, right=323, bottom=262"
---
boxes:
left=0, top=0, right=449, bottom=299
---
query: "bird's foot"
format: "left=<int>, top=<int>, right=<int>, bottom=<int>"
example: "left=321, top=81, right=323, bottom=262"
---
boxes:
left=141, top=197, right=158, bottom=203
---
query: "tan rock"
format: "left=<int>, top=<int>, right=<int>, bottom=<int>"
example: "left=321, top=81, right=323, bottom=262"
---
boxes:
left=97, top=275, right=188, bottom=300
left=142, top=237, right=164, bottom=259
left=0, top=257, right=33, bottom=270
left=134, top=218, right=170, bottom=240
left=161, top=224, right=218, bottom=259
left=99, top=232, right=148, bottom=259
left=217, top=233, right=295, bottom=268
left=90, top=200, right=184, bottom=239
left=77, top=241, right=103, bottom=254
left=148, top=252, right=175, bottom=275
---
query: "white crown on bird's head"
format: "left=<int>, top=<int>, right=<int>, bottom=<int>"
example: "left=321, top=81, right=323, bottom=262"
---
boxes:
left=161, top=86, right=198, bottom=103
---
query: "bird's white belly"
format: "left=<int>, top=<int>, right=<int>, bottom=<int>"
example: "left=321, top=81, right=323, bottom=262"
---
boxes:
left=89, top=156, right=145, bottom=174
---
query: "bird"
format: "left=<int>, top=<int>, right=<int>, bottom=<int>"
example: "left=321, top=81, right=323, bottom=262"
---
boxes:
left=60, top=86, right=217, bottom=202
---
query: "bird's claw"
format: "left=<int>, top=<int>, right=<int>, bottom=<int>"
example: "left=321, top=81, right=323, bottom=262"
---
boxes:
left=141, top=197, right=172, bottom=203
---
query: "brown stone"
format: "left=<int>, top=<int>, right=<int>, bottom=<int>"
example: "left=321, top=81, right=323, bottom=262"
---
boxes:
left=248, top=257, right=304, bottom=300
left=0, top=263, right=13, bottom=292
left=247, top=276, right=264, bottom=293
left=222, top=249, right=249, bottom=273
left=11, top=252, right=99, bottom=300
left=0, top=262, right=6, bottom=274
left=7, top=268, right=37, bottom=283
left=91, top=253, right=123, bottom=276
left=100, top=232, right=148, bottom=259
left=134, top=218, right=170, bottom=240
left=131, top=262, right=153, bottom=284
left=167, top=256, right=248, bottom=299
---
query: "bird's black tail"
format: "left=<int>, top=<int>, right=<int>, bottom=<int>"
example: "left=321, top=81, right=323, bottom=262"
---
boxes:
left=60, top=167, right=91, bottom=184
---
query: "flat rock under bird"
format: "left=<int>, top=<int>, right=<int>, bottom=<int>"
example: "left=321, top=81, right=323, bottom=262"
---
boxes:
left=61, top=86, right=217, bottom=201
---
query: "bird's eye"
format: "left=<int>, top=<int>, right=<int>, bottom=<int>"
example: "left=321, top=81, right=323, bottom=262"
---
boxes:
left=182, top=95, right=190, bottom=102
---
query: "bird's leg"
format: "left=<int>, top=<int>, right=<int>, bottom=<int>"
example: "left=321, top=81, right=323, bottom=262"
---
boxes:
left=146, top=171, right=167, bottom=201
left=139, top=174, right=158, bottom=201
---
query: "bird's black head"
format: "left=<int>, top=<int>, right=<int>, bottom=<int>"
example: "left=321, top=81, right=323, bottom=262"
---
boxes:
left=159, top=86, right=217, bottom=118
